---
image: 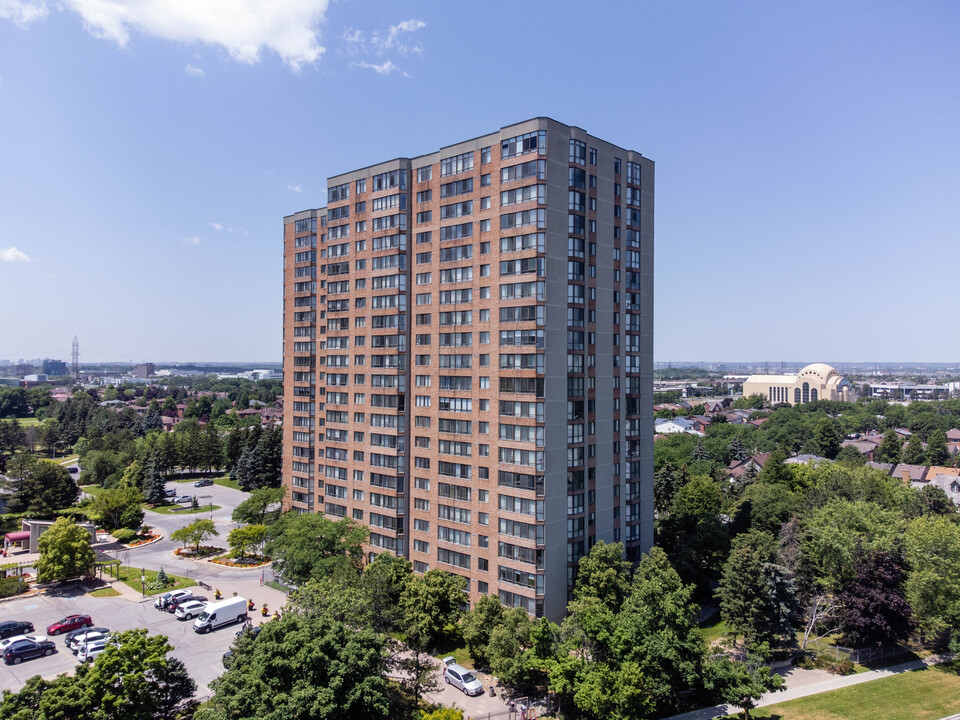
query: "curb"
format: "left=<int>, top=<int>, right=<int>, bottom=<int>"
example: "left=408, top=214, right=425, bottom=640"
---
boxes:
left=121, top=533, right=165, bottom=550
left=206, top=558, right=272, bottom=572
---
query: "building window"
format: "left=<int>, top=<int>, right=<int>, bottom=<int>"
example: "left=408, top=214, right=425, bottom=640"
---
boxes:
left=417, top=166, right=432, bottom=183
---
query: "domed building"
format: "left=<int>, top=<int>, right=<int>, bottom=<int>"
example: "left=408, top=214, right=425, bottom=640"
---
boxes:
left=742, top=363, right=855, bottom=406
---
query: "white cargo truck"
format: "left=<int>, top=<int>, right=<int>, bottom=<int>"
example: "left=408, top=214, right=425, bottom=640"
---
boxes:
left=193, top=597, right=248, bottom=633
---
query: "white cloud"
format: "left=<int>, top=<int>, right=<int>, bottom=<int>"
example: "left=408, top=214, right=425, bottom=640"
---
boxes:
left=185, top=63, right=204, bottom=77
left=372, top=19, right=424, bottom=54
left=1, top=0, right=330, bottom=70
left=208, top=222, right=248, bottom=235
left=0, top=0, right=48, bottom=25
left=287, top=183, right=302, bottom=192
left=0, top=246, right=31, bottom=262
left=352, top=59, right=399, bottom=76
left=181, top=236, right=202, bottom=245
left=209, top=222, right=223, bottom=231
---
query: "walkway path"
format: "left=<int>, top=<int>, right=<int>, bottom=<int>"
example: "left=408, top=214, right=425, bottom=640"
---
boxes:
left=667, top=654, right=952, bottom=720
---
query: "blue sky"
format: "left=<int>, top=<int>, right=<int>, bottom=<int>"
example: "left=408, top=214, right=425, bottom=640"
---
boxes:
left=1, top=1, right=958, bottom=363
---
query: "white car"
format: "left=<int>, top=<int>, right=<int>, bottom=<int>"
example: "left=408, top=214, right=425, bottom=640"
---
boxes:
left=68, top=630, right=109, bottom=653
left=155, top=589, right=192, bottom=610
left=0, top=634, right=47, bottom=652
left=175, top=600, right=207, bottom=620
left=442, top=657, right=484, bottom=696
left=77, top=639, right=108, bottom=663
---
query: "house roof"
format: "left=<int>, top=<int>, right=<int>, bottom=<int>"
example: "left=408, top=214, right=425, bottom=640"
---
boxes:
left=892, top=463, right=928, bottom=482
left=946, top=429, right=960, bottom=442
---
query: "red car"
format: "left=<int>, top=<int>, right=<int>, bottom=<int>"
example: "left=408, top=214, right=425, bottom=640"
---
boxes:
left=46, top=615, right=92, bottom=636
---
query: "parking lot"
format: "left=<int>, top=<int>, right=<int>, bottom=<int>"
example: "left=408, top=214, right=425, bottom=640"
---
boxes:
left=0, top=583, right=252, bottom=695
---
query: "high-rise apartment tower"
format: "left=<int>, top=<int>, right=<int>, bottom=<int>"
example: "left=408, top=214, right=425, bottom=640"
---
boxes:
left=282, top=118, right=653, bottom=620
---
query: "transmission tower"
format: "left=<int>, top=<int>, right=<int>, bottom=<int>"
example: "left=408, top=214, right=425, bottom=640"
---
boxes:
left=71, top=336, right=80, bottom=379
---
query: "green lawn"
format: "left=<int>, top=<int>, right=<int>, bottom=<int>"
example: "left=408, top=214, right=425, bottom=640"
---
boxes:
left=116, top=567, right=195, bottom=596
left=146, top=503, right=220, bottom=515
left=213, top=476, right=241, bottom=491
left=89, top=587, right=120, bottom=598
left=723, top=663, right=960, bottom=720
left=172, top=475, right=240, bottom=490
left=701, top=617, right=730, bottom=644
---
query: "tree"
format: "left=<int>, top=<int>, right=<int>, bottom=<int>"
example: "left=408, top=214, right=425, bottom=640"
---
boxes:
left=874, top=429, right=902, bottom=464
left=574, top=540, right=631, bottom=610
left=803, top=499, right=902, bottom=590
left=657, top=475, right=728, bottom=590
left=613, top=547, right=705, bottom=714
left=654, top=462, right=687, bottom=515
left=84, top=629, right=197, bottom=720
left=36, top=517, right=95, bottom=583
left=361, top=552, right=413, bottom=632
left=232, top=447, right=259, bottom=492
left=835, top=444, right=866, bottom=466
left=462, top=593, right=505, bottom=668
left=144, top=457, right=167, bottom=506
left=0, top=630, right=195, bottom=720
left=487, top=607, right=545, bottom=694
left=903, top=515, right=960, bottom=645
left=170, top=518, right=219, bottom=557
left=692, top=438, right=710, bottom=461
left=231, top=486, right=285, bottom=526
left=811, top=418, right=842, bottom=460
left=705, top=651, right=784, bottom=719
left=902, top=432, right=926, bottom=465
left=729, top=435, right=749, bottom=462
left=8, top=458, right=78, bottom=517
left=264, top=512, right=367, bottom=586
left=227, top=524, right=267, bottom=560
left=399, top=569, right=467, bottom=650
left=571, top=661, right=654, bottom=720
left=197, top=612, right=390, bottom=720
left=717, top=531, right=797, bottom=646
left=755, top=448, right=793, bottom=487
left=86, top=485, right=144, bottom=531
left=799, top=594, right=841, bottom=651
left=420, top=710, right=463, bottom=720
left=837, top=550, right=912, bottom=647
left=926, top=429, right=949, bottom=465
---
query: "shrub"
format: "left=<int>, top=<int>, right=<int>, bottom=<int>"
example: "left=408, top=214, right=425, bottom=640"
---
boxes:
left=112, top=528, right=138, bottom=543
left=0, top=577, right=28, bottom=598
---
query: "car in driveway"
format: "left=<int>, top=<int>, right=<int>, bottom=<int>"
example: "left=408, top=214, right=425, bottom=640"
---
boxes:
left=441, top=657, right=484, bottom=696
left=47, top=615, right=92, bottom=636
left=67, top=630, right=110, bottom=653
left=194, top=478, right=214, bottom=487
left=155, top=589, right=192, bottom=610
left=174, top=494, right=193, bottom=503
left=0, top=634, right=47, bottom=651
left=3, top=638, right=56, bottom=665
left=175, top=600, right=207, bottom=620
left=166, top=594, right=207, bottom=613
left=0, top=621, right=35, bottom=639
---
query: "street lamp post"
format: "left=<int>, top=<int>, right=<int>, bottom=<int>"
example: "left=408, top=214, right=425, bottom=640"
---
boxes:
left=52, top=440, right=67, bottom=460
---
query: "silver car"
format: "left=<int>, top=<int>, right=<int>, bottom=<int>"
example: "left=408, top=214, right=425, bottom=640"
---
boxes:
left=441, top=656, right=483, bottom=696
left=67, top=630, right=109, bottom=653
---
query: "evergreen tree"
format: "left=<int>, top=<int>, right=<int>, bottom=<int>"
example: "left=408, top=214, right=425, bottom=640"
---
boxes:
left=233, top=447, right=259, bottom=492
left=692, top=438, right=710, bottom=461
left=926, top=429, right=949, bottom=465
left=874, top=430, right=902, bottom=464
left=902, top=432, right=925, bottom=465
left=144, top=456, right=167, bottom=505
left=728, top=435, right=749, bottom=462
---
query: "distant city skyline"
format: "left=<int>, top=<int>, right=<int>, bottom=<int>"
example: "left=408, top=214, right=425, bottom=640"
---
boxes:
left=1, top=1, right=958, bottom=361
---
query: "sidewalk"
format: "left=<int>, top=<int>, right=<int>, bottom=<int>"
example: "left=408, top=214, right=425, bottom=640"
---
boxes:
left=667, top=654, right=952, bottom=720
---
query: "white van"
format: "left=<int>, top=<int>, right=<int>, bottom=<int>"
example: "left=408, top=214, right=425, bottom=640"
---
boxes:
left=193, top=597, right=247, bottom=634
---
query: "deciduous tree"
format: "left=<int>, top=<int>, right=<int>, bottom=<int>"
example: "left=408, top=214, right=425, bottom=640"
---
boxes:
left=837, top=550, right=912, bottom=647
left=36, top=517, right=95, bottom=583
left=231, top=486, right=285, bottom=526
left=170, top=519, right=219, bottom=557
left=8, top=458, right=78, bottom=517
left=264, top=512, right=367, bottom=586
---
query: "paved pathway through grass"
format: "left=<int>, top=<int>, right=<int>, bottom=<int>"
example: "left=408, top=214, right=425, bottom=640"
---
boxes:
left=667, top=654, right=953, bottom=720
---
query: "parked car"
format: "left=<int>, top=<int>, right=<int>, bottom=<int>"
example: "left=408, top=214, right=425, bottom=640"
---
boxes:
left=175, top=494, right=192, bottom=504
left=77, top=638, right=109, bottom=663
left=46, top=615, right=92, bottom=636
left=442, top=657, right=483, bottom=696
left=155, top=589, right=192, bottom=610
left=67, top=466, right=79, bottom=475
left=0, top=634, right=47, bottom=651
left=164, top=488, right=176, bottom=498
left=3, top=638, right=56, bottom=665
left=175, top=600, right=207, bottom=620
left=67, top=630, right=110, bottom=653
left=167, top=594, right=207, bottom=613
left=64, top=626, right=109, bottom=647
left=194, top=478, right=213, bottom=487
left=0, top=621, right=34, bottom=639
